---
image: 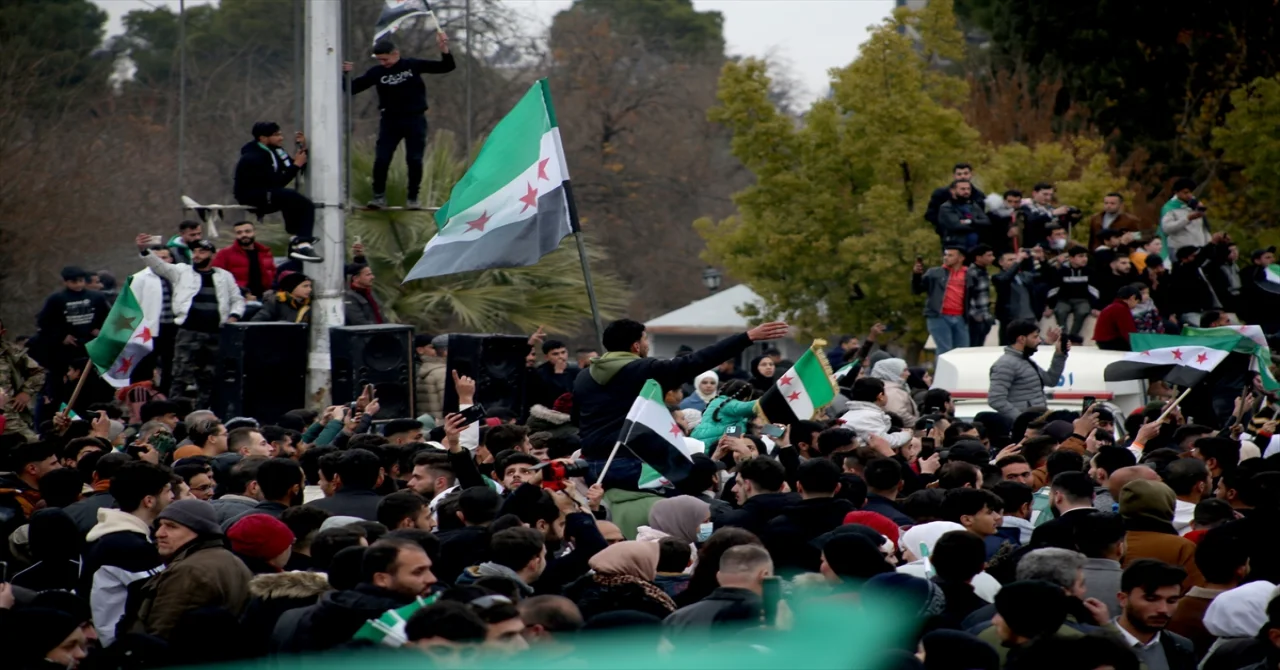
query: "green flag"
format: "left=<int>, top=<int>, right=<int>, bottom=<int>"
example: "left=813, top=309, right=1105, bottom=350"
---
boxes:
left=404, top=79, right=573, bottom=281
left=84, top=276, right=159, bottom=387
left=1129, top=325, right=1278, bottom=391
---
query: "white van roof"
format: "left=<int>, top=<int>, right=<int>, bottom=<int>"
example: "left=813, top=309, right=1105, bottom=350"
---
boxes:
left=932, top=346, right=1146, bottom=416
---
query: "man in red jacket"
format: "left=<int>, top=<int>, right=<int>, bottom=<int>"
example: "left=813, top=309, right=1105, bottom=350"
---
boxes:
left=1093, top=284, right=1141, bottom=351
left=212, top=221, right=277, bottom=300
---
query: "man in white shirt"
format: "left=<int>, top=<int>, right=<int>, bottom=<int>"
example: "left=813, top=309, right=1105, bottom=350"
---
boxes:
left=1164, top=458, right=1210, bottom=535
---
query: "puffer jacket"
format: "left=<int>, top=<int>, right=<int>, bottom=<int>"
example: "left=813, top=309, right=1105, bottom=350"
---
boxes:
left=415, top=355, right=446, bottom=420
left=690, top=396, right=758, bottom=450
left=838, top=401, right=911, bottom=448
left=987, top=347, right=1067, bottom=421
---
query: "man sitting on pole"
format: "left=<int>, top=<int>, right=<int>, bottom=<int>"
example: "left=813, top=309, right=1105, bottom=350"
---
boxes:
left=233, top=122, right=322, bottom=263
left=343, top=31, right=455, bottom=210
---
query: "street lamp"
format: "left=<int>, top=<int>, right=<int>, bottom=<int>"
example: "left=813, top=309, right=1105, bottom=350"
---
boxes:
left=702, top=266, right=722, bottom=293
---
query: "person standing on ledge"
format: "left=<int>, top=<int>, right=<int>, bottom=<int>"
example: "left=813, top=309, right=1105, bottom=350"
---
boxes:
left=343, top=30, right=455, bottom=210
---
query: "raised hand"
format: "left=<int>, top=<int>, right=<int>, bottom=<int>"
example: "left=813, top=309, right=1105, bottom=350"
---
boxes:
left=747, top=322, right=789, bottom=342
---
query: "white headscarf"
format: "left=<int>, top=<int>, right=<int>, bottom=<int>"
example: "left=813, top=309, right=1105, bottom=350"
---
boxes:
left=900, top=521, right=966, bottom=563
left=870, top=358, right=908, bottom=384
left=693, top=370, right=719, bottom=403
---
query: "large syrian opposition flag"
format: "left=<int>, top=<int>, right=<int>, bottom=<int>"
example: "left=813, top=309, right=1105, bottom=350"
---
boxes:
left=373, top=0, right=438, bottom=44
left=1104, top=345, right=1230, bottom=387
left=84, top=274, right=162, bottom=388
left=1132, top=325, right=1278, bottom=391
left=759, top=348, right=838, bottom=424
left=404, top=80, right=573, bottom=281
left=619, top=380, right=693, bottom=490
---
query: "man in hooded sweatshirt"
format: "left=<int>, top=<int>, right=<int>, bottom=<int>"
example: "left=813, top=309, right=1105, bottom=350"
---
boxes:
left=232, top=121, right=322, bottom=262
left=1118, top=479, right=1204, bottom=591
left=573, top=318, right=788, bottom=486
left=81, top=461, right=173, bottom=646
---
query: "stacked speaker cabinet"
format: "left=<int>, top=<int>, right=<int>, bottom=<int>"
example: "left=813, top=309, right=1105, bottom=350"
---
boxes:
left=330, top=324, right=415, bottom=420
left=218, top=322, right=308, bottom=424
left=443, top=334, right=530, bottom=418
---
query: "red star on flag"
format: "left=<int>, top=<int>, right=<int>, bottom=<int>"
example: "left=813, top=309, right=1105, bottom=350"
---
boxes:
left=115, top=356, right=133, bottom=374
left=537, top=158, right=550, bottom=181
left=519, top=183, right=539, bottom=212
left=135, top=326, right=153, bottom=344
left=779, top=374, right=794, bottom=387
left=668, top=423, right=682, bottom=438
left=1141, top=350, right=1151, bottom=356
left=1196, top=352, right=1209, bottom=364
left=787, top=391, right=801, bottom=402
left=465, top=211, right=491, bottom=232
left=1172, top=349, right=1183, bottom=361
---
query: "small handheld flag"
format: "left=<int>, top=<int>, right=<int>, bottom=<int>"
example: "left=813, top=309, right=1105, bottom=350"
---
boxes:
left=373, top=0, right=438, bottom=44
left=758, top=346, right=838, bottom=424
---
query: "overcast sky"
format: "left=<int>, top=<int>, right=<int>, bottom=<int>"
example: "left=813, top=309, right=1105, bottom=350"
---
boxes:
left=95, top=0, right=894, bottom=106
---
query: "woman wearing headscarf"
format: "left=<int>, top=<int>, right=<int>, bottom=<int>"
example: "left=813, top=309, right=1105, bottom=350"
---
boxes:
left=635, top=496, right=712, bottom=546
left=748, top=356, right=776, bottom=393
left=563, top=541, right=677, bottom=621
left=679, top=371, right=719, bottom=412
left=871, top=358, right=919, bottom=425
left=689, top=379, right=758, bottom=451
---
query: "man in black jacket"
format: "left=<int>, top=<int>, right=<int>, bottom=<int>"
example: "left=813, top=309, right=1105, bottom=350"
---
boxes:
left=924, top=162, right=987, bottom=228
left=664, top=544, right=770, bottom=651
left=343, top=32, right=455, bottom=209
left=232, top=121, right=321, bottom=262
left=574, top=318, right=788, bottom=484
left=273, top=537, right=437, bottom=653
left=304, top=449, right=384, bottom=521
left=760, top=458, right=855, bottom=574
left=714, top=456, right=799, bottom=536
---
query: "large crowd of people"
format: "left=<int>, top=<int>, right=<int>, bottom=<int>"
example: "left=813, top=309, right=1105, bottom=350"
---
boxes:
left=5, top=48, right=1280, bottom=670
left=913, top=167, right=1280, bottom=354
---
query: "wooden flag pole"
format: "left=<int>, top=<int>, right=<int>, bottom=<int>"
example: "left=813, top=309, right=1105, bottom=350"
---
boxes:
left=563, top=181, right=606, bottom=353
left=1156, top=386, right=1195, bottom=424
left=61, top=359, right=95, bottom=419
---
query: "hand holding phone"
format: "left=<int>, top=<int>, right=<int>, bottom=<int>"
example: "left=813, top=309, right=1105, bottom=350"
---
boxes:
left=455, top=403, right=486, bottom=428
left=761, top=424, right=784, bottom=439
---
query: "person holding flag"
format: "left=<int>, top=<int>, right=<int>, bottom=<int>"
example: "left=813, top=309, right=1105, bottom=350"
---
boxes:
left=577, top=318, right=789, bottom=488
left=343, top=29, right=454, bottom=210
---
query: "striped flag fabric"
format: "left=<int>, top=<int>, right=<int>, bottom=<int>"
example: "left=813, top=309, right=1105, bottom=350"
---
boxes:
left=1104, top=345, right=1230, bottom=387
left=620, top=380, right=693, bottom=490
left=1131, top=326, right=1278, bottom=391
left=758, top=348, right=838, bottom=424
left=83, top=275, right=162, bottom=388
left=404, top=79, right=573, bottom=281
left=372, top=0, right=438, bottom=44
left=351, top=594, right=439, bottom=647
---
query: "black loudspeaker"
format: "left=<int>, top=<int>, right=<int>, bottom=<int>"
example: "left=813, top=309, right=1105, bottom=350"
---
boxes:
left=330, top=324, right=415, bottom=419
left=218, top=322, right=309, bottom=424
left=443, top=334, right=530, bottom=418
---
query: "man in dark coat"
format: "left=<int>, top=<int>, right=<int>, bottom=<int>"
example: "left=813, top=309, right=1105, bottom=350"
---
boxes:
left=305, top=449, right=384, bottom=521
left=714, top=456, right=800, bottom=536
left=574, top=318, right=788, bottom=486
left=759, top=459, right=855, bottom=574
left=273, top=538, right=436, bottom=652
left=232, top=121, right=321, bottom=262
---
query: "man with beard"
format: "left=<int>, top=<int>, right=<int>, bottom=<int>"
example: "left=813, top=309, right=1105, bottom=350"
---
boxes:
left=136, top=234, right=245, bottom=408
left=212, top=220, right=277, bottom=301
left=988, top=319, right=1068, bottom=422
left=232, top=122, right=321, bottom=262
left=1114, top=559, right=1196, bottom=670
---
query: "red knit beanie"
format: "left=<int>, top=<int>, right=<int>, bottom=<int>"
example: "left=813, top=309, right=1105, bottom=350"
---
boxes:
left=228, top=514, right=295, bottom=562
left=843, top=510, right=901, bottom=552
left=553, top=393, right=574, bottom=415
